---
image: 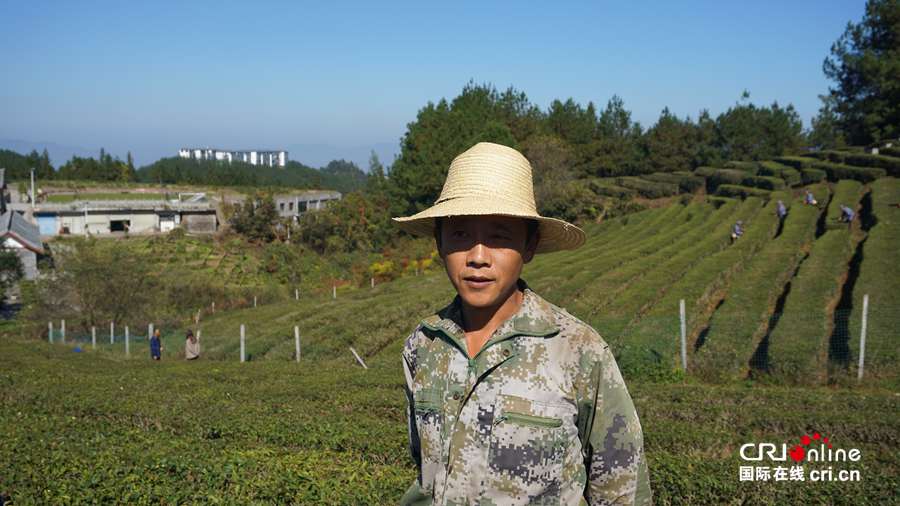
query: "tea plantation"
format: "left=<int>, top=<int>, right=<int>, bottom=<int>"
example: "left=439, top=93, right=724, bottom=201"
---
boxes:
left=2, top=177, right=899, bottom=503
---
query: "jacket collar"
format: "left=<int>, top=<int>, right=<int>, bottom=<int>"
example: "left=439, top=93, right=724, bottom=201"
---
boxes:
left=420, top=278, right=559, bottom=343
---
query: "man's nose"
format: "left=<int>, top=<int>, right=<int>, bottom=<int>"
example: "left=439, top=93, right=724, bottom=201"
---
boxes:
left=466, top=241, right=490, bottom=266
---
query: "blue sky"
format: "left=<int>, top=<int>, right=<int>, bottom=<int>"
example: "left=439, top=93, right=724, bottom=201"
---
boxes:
left=0, top=1, right=864, bottom=169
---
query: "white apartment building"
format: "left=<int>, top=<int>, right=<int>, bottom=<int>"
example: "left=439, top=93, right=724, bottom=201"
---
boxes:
left=178, top=147, right=288, bottom=167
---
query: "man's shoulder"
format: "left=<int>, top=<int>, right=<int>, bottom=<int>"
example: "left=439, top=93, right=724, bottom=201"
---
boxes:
left=532, top=291, right=610, bottom=353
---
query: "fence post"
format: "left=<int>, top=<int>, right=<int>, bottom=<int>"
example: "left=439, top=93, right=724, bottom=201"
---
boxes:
left=254, top=296, right=257, bottom=308
left=61, top=319, right=66, bottom=343
left=371, top=277, right=375, bottom=289
left=125, top=326, right=130, bottom=357
left=350, top=346, right=368, bottom=369
left=295, top=288, right=299, bottom=300
left=91, top=326, right=96, bottom=349
left=294, top=326, right=300, bottom=363
left=857, top=294, right=868, bottom=383
left=679, top=299, right=687, bottom=373
left=240, top=324, right=246, bottom=363
left=212, top=301, right=215, bottom=314
left=110, top=321, right=115, bottom=344
left=332, top=284, right=336, bottom=300
left=148, top=323, right=154, bottom=342
left=48, top=321, right=53, bottom=344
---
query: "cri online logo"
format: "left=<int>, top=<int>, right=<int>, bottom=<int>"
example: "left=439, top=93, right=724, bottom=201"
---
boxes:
left=740, top=433, right=861, bottom=463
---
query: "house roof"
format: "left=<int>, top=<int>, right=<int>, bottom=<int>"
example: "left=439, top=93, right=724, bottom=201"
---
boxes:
left=0, top=211, right=43, bottom=254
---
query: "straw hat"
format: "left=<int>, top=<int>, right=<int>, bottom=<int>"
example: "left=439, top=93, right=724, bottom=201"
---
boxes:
left=392, top=142, right=585, bottom=254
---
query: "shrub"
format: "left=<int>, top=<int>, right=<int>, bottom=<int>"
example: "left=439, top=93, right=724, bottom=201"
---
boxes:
left=805, top=150, right=900, bottom=176
left=537, top=179, right=602, bottom=223
left=693, top=166, right=718, bottom=178
left=714, top=184, right=771, bottom=199
left=724, top=161, right=760, bottom=174
left=586, top=178, right=636, bottom=199
left=640, top=172, right=704, bottom=193
left=774, top=156, right=815, bottom=170
left=810, top=160, right=886, bottom=183
left=706, top=169, right=747, bottom=191
left=741, top=175, right=786, bottom=191
left=801, top=168, right=826, bottom=184
left=758, top=161, right=802, bottom=187
left=615, top=177, right=680, bottom=198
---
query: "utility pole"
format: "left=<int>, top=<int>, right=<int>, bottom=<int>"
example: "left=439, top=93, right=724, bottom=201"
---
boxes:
left=30, top=167, right=36, bottom=209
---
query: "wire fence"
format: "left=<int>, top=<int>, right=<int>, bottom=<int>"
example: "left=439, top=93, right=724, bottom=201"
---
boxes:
left=40, top=296, right=897, bottom=385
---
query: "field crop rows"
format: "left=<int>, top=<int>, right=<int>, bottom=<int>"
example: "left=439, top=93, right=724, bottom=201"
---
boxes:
left=1, top=337, right=896, bottom=504
left=848, top=177, right=900, bottom=387
left=36, top=179, right=898, bottom=390
left=528, top=204, right=696, bottom=304
left=765, top=181, right=865, bottom=384
left=588, top=199, right=764, bottom=375
left=618, top=195, right=784, bottom=377
left=692, top=184, right=829, bottom=381
left=559, top=202, right=721, bottom=317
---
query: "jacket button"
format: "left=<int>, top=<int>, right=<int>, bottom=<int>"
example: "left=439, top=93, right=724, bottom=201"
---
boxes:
left=502, top=349, right=510, bottom=357
left=453, top=392, right=461, bottom=400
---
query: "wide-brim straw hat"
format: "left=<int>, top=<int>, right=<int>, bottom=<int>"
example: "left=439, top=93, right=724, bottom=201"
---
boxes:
left=392, top=142, right=585, bottom=254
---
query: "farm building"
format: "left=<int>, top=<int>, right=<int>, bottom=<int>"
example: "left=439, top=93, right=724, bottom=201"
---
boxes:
left=274, top=191, right=342, bottom=220
left=0, top=209, right=44, bottom=280
left=32, top=199, right=218, bottom=236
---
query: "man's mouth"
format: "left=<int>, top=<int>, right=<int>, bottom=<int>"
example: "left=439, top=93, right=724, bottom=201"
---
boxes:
left=463, top=276, right=494, bottom=287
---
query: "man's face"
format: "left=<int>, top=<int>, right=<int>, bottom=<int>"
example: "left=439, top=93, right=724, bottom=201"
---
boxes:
left=438, top=216, right=538, bottom=310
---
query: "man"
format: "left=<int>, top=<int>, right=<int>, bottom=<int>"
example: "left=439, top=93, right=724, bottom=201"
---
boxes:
left=393, top=142, right=652, bottom=505
left=730, top=220, right=744, bottom=244
left=805, top=190, right=818, bottom=206
left=840, top=205, right=855, bottom=225
left=776, top=200, right=787, bottom=220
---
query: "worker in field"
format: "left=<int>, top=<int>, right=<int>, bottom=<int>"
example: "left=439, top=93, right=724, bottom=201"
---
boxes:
left=777, top=200, right=787, bottom=220
left=840, top=204, right=856, bottom=225
left=393, top=142, right=651, bottom=505
left=805, top=189, right=818, bottom=206
left=730, top=220, right=744, bottom=244
left=185, top=329, right=200, bottom=360
left=150, top=328, right=162, bottom=360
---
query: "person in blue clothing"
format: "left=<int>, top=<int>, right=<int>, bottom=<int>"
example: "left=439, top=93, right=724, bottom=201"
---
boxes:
left=777, top=200, right=787, bottom=220
left=805, top=190, right=818, bottom=206
left=840, top=204, right=855, bottom=225
left=150, top=328, right=162, bottom=360
left=730, top=220, right=744, bottom=244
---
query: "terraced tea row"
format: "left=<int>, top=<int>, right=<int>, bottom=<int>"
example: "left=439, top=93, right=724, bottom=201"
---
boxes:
left=692, top=184, right=829, bottom=381
left=765, top=181, right=865, bottom=384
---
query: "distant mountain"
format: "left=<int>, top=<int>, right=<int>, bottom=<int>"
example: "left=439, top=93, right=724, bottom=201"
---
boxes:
left=0, top=138, right=400, bottom=173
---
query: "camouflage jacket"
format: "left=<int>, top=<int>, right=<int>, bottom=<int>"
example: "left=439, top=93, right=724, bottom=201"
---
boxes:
left=401, top=279, right=652, bottom=505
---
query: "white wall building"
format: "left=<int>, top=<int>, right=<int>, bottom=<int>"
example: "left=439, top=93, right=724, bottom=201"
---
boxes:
left=178, top=147, right=288, bottom=168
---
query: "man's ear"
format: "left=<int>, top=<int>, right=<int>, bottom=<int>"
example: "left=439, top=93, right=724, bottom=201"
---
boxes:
left=522, top=228, right=539, bottom=264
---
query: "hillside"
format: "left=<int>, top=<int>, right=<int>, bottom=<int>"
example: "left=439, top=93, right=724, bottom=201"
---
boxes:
left=6, top=179, right=899, bottom=504
left=76, top=178, right=899, bottom=388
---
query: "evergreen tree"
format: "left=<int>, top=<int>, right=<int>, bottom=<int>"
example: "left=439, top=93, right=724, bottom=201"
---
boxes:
left=823, top=0, right=900, bottom=144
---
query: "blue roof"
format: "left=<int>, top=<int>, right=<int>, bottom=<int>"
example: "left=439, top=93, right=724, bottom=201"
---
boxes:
left=0, top=211, right=43, bottom=253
